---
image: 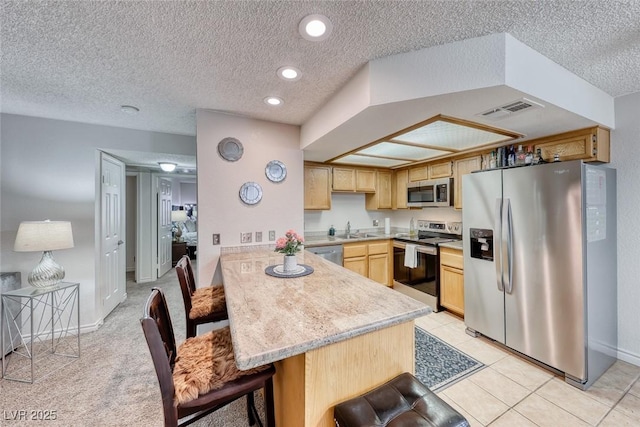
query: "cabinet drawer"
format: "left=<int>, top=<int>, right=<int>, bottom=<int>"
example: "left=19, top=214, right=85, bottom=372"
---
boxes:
left=440, top=247, right=463, bottom=269
left=344, top=244, right=367, bottom=258
left=368, top=241, right=389, bottom=255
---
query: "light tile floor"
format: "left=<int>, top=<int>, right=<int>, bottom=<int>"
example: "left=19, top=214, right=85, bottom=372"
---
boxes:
left=415, top=311, right=640, bottom=426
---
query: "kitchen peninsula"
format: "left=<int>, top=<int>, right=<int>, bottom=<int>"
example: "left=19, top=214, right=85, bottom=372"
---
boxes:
left=219, top=248, right=430, bottom=427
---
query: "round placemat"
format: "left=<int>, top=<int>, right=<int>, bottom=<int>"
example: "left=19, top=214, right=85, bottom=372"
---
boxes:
left=265, top=264, right=314, bottom=278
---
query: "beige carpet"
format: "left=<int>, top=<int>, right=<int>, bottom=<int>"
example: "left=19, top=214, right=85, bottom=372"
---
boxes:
left=0, top=268, right=265, bottom=426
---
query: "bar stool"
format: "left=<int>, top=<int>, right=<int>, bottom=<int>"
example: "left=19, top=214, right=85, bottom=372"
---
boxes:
left=175, top=255, right=228, bottom=338
left=334, top=372, right=469, bottom=427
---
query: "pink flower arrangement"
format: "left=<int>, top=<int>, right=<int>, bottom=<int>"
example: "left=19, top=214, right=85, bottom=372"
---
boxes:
left=275, top=229, right=304, bottom=255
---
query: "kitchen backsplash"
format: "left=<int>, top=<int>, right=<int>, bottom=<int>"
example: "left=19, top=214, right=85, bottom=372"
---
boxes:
left=303, top=193, right=462, bottom=234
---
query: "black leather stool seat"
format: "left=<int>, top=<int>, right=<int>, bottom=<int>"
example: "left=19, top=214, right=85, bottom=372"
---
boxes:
left=334, top=373, right=470, bottom=427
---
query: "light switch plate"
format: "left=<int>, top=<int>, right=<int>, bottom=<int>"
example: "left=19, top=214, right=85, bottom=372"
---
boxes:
left=255, top=232, right=262, bottom=242
left=269, top=230, right=275, bottom=241
left=241, top=232, right=252, bottom=243
left=212, top=234, right=220, bottom=245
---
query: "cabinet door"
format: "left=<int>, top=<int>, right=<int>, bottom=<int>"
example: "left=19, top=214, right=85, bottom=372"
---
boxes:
left=304, top=166, right=331, bottom=210
left=429, top=161, right=452, bottom=178
left=440, top=266, right=464, bottom=316
left=453, top=156, right=481, bottom=210
left=369, top=253, right=390, bottom=286
left=344, top=256, right=367, bottom=277
left=356, top=169, right=376, bottom=192
left=332, top=167, right=356, bottom=191
left=408, top=166, right=428, bottom=182
left=394, top=169, right=408, bottom=209
left=343, top=243, right=367, bottom=258
left=365, top=171, right=392, bottom=210
left=533, top=127, right=609, bottom=163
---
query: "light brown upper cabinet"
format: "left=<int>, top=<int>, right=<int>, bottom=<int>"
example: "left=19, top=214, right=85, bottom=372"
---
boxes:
left=304, top=165, right=332, bottom=210
left=428, top=161, right=453, bottom=179
left=394, top=169, right=409, bottom=209
left=533, top=126, right=610, bottom=163
left=453, top=155, right=482, bottom=210
left=366, top=171, right=392, bottom=210
left=332, top=167, right=376, bottom=192
left=408, top=166, right=428, bottom=182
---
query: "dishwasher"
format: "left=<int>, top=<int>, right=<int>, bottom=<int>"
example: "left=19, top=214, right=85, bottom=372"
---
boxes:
left=306, top=245, right=343, bottom=266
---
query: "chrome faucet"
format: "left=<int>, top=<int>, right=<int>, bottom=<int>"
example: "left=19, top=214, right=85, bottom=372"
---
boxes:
left=346, top=221, right=351, bottom=237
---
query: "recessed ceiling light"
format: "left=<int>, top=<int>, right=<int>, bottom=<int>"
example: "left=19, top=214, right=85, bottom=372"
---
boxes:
left=299, top=14, right=332, bottom=41
left=277, top=66, right=301, bottom=81
left=264, top=96, right=283, bottom=106
left=120, top=105, right=139, bottom=115
left=158, top=162, right=177, bottom=172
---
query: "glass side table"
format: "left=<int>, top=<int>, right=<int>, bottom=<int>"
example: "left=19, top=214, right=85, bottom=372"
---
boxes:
left=1, top=282, right=80, bottom=383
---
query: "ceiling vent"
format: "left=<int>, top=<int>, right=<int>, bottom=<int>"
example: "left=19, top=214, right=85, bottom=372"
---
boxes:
left=478, top=98, right=544, bottom=120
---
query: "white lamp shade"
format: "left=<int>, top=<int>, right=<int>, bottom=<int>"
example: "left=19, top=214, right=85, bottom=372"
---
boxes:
left=171, top=210, right=188, bottom=222
left=14, top=220, right=74, bottom=252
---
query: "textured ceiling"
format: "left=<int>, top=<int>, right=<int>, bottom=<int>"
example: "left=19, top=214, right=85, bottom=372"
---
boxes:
left=2, top=0, right=639, bottom=141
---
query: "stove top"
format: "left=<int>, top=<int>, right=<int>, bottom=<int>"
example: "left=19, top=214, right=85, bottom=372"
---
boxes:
left=396, top=221, right=462, bottom=247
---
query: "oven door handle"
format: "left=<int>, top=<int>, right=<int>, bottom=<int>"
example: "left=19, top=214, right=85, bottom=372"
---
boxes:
left=393, top=240, right=437, bottom=255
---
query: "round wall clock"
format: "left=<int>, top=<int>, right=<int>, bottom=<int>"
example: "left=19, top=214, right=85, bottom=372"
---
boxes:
left=239, top=182, right=263, bottom=205
left=218, top=137, right=244, bottom=161
left=265, top=160, right=287, bottom=183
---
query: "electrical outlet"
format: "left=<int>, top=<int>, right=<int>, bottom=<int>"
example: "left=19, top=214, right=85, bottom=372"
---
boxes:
left=241, top=232, right=252, bottom=243
left=212, top=234, right=220, bottom=245
left=373, top=219, right=379, bottom=226
left=269, top=230, right=276, bottom=241
left=255, top=232, right=262, bottom=242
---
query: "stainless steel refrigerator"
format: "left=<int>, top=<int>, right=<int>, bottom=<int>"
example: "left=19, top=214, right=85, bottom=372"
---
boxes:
left=462, top=160, right=617, bottom=389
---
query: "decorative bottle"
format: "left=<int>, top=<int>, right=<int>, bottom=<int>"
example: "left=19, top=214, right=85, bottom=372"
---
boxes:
left=489, top=151, right=497, bottom=169
left=525, top=145, right=533, bottom=165
left=507, top=145, right=516, bottom=166
left=515, top=145, right=526, bottom=166
left=409, top=218, right=416, bottom=237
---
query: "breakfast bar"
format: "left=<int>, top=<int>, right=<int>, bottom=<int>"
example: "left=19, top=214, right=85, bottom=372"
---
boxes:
left=219, top=248, right=430, bottom=427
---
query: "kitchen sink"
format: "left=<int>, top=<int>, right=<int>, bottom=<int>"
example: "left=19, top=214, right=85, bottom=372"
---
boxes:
left=336, top=233, right=381, bottom=239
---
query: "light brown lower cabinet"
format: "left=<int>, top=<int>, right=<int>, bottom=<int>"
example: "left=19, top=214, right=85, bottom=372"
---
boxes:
left=343, top=240, right=392, bottom=286
left=439, top=247, right=464, bottom=316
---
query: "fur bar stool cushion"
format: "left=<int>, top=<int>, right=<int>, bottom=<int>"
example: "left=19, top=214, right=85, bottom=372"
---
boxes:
left=189, top=286, right=226, bottom=320
left=173, top=326, right=268, bottom=404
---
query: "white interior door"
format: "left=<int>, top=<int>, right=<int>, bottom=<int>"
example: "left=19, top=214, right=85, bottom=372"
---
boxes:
left=100, top=153, right=126, bottom=317
left=157, top=177, right=173, bottom=278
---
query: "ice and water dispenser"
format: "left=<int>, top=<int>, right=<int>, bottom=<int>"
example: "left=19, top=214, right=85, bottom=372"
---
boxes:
left=470, top=228, right=494, bottom=261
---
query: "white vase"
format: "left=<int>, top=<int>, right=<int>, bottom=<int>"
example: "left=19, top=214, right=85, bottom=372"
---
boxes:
left=283, top=254, right=298, bottom=273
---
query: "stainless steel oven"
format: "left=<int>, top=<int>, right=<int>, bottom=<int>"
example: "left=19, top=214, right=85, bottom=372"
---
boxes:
left=392, top=221, right=462, bottom=312
left=393, top=240, right=439, bottom=310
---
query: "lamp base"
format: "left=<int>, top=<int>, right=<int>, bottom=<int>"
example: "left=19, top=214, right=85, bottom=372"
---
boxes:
left=28, top=251, right=65, bottom=289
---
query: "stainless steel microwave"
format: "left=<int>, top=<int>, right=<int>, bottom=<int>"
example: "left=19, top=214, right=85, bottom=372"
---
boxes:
left=407, top=178, right=453, bottom=207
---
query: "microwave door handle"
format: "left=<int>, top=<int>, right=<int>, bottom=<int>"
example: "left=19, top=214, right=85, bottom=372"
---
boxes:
left=495, top=198, right=504, bottom=292
left=504, top=198, right=514, bottom=294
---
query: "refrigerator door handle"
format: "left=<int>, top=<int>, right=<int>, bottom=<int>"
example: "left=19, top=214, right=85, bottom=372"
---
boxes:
left=504, top=198, right=514, bottom=294
left=495, top=198, right=504, bottom=292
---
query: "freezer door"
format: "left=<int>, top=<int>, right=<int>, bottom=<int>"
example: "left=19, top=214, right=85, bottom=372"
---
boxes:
left=463, top=170, right=505, bottom=343
left=503, top=161, right=586, bottom=380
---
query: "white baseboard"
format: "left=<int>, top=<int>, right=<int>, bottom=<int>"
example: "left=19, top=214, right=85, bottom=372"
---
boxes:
left=617, top=347, right=640, bottom=367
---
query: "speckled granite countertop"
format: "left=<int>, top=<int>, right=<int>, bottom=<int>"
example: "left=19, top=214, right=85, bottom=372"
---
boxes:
left=219, top=249, right=431, bottom=370
left=439, top=240, right=464, bottom=250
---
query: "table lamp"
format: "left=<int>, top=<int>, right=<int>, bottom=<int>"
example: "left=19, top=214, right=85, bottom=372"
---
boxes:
left=171, top=210, right=188, bottom=241
left=14, top=220, right=75, bottom=288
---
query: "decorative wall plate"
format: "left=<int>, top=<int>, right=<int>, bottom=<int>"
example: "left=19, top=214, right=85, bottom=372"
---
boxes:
left=265, top=160, right=287, bottom=183
left=239, top=182, right=263, bottom=205
left=218, top=137, right=244, bottom=161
